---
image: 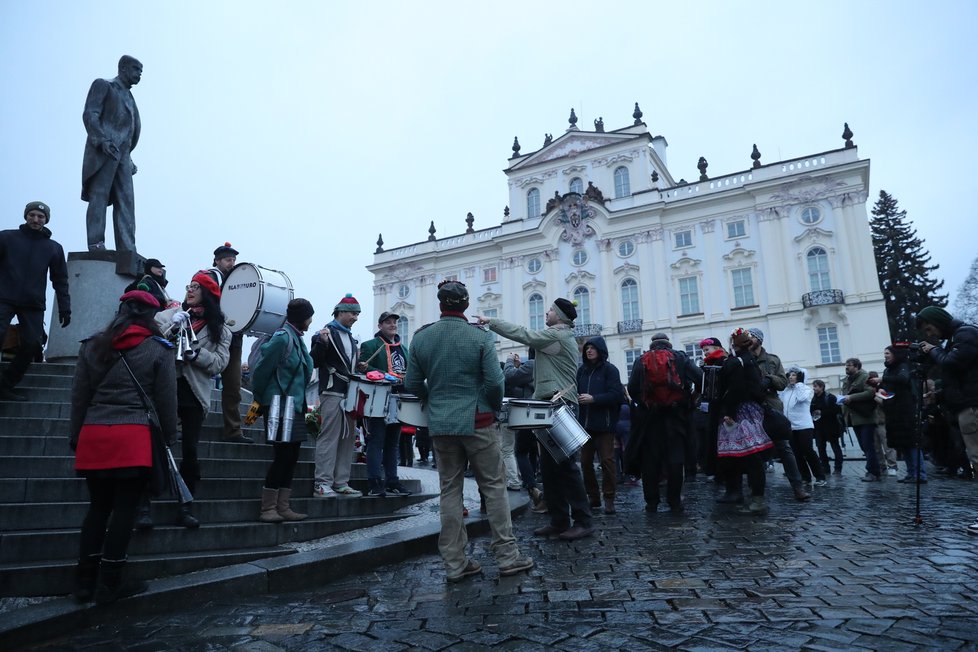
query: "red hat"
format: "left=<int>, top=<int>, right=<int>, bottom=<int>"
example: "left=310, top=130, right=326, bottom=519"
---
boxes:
left=119, top=290, right=161, bottom=309
left=192, top=272, right=221, bottom=299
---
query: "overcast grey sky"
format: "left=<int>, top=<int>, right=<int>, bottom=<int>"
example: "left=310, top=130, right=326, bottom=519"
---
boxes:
left=2, top=0, right=975, bottom=342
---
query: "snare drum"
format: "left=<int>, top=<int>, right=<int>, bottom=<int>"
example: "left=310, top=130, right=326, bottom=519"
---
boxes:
left=535, top=405, right=590, bottom=462
left=396, top=394, right=427, bottom=427
left=342, top=375, right=393, bottom=418
left=220, top=263, right=294, bottom=336
left=496, top=398, right=511, bottom=426
left=506, top=399, right=554, bottom=430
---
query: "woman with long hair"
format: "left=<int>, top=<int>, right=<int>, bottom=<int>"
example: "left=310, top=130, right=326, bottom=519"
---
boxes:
left=149, top=272, right=231, bottom=528
left=70, top=290, right=177, bottom=605
left=716, top=327, right=774, bottom=515
left=252, top=298, right=315, bottom=522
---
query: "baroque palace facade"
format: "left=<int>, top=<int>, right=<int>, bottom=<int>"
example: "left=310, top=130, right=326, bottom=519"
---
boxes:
left=367, top=107, right=889, bottom=388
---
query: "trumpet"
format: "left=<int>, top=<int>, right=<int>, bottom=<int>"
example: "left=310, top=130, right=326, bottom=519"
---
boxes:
left=175, top=322, right=200, bottom=360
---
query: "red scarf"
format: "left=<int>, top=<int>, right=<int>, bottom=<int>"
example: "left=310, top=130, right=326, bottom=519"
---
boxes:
left=111, top=324, right=153, bottom=351
left=187, top=305, right=207, bottom=334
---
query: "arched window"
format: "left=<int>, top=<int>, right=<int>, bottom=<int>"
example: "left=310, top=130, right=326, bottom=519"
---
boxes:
left=621, top=278, right=639, bottom=321
left=528, top=293, right=544, bottom=330
left=573, top=286, right=591, bottom=324
left=614, top=166, right=630, bottom=198
left=807, top=247, right=831, bottom=291
left=526, top=188, right=540, bottom=217
left=569, top=177, right=584, bottom=194
left=397, top=316, right=410, bottom=344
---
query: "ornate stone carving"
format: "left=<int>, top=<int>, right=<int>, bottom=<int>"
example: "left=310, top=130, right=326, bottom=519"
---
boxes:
left=565, top=270, right=596, bottom=284
left=770, top=177, right=847, bottom=204
left=699, top=219, right=716, bottom=234
left=670, top=256, right=702, bottom=270
left=597, top=238, right=612, bottom=252
left=382, top=263, right=423, bottom=281
left=614, top=262, right=640, bottom=276
left=793, top=227, right=834, bottom=244
left=554, top=195, right=597, bottom=245
left=562, top=164, right=587, bottom=175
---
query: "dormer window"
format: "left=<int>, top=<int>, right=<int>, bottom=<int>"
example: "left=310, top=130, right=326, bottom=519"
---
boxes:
left=570, top=177, right=584, bottom=194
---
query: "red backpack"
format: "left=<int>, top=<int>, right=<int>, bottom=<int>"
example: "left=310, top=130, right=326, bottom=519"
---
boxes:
left=641, top=348, right=686, bottom=406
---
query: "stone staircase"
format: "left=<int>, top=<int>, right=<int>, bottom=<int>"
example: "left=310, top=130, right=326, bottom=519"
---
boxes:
left=0, top=362, right=431, bottom=598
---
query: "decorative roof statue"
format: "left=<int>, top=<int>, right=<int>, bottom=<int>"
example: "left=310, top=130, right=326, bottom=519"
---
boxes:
left=594, top=117, right=604, bottom=132
left=427, top=221, right=437, bottom=241
left=842, top=122, right=854, bottom=149
left=751, top=144, right=762, bottom=169
left=465, top=212, right=474, bottom=233
left=511, top=136, right=521, bottom=158
left=543, top=133, right=553, bottom=146
left=375, top=233, right=384, bottom=254
left=633, top=102, right=643, bottom=125
left=585, top=181, right=606, bottom=204
left=568, top=108, right=578, bottom=130
left=698, top=156, right=709, bottom=181
left=651, top=170, right=660, bottom=183
left=545, top=190, right=561, bottom=213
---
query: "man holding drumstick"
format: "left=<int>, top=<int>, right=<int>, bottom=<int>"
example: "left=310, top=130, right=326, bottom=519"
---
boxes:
left=475, top=298, right=595, bottom=541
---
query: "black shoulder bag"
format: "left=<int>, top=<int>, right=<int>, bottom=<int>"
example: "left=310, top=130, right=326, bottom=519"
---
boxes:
left=119, top=353, right=193, bottom=503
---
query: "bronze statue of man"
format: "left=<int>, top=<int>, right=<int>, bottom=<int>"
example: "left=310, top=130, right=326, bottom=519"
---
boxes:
left=81, top=55, right=142, bottom=253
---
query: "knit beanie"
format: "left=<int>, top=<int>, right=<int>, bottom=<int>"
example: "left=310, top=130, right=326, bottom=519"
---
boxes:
left=747, top=327, right=764, bottom=343
left=24, top=201, right=50, bottom=224
left=192, top=271, right=221, bottom=300
left=334, top=293, right=361, bottom=313
left=916, top=306, right=953, bottom=332
left=119, top=290, right=161, bottom=310
left=287, top=298, right=315, bottom=325
left=553, top=298, right=577, bottom=323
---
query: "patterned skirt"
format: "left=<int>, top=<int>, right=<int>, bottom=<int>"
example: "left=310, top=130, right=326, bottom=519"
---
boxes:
left=717, top=401, right=774, bottom=458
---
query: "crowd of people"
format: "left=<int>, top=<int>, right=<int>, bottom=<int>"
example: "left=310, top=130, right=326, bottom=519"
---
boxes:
left=2, top=198, right=976, bottom=594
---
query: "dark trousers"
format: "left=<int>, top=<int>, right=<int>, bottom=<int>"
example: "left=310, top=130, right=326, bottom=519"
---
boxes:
left=721, top=453, right=767, bottom=497
left=540, top=448, right=592, bottom=529
left=0, top=304, right=44, bottom=389
left=773, top=439, right=804, bottom=488
left=220, top=332, right=244, bottom=438
left=581, top=431, right=615, bottom=502
left=639, top=408, right=687, bottom=509
left=854, top=423, right=881, bottom=476
left=399, top=431, right=414, bottom=466
left=815, top=430, right=844, bottom=473
left=265, top=441, right=302, bottom=488
left=79, top=477, right=144, bottom=562
left=515, top=429, right=539, bottom=491
left=790, top=428, right=825, bottom=481
left=365, top=416, right=401, bottom=485
left=177, top=379, right=204, bottom=492
left=84, top=152, right=136, bottom=252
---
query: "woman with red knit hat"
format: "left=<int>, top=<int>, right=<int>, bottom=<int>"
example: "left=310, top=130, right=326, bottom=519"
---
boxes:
left=148, top=272, right=231, bottom=529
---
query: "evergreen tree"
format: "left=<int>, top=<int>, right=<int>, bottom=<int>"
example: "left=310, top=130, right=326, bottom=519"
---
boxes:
left=953, top=254, right=978, bottom=326
left=869, top=190, right=947, bottom=341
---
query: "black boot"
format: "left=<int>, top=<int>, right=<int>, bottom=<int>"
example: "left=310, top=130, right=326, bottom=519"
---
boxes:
left=176, top=503, right=200, bottom=529
left=134, top=495, right=153, bottom=531
left=72, top=554, right=100, bottom=603
left=94, top=558, right=147, bottom=605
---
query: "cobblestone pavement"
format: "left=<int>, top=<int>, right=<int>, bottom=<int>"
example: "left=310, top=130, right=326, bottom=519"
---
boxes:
left=25, top=468, right=978, bottom=651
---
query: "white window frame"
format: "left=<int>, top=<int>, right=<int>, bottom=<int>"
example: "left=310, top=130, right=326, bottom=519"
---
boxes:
left=526, top=257, right=542, bottom=274
left=617, top=240, right=635, bottom=258
left=674, top=229, right=693, bottom=249
left=397, top=316, right=410, bottom=344
left=625, top=348, right=643, bottom=377
left=614, top=166, right=631, bottom=198
left=572, top=249, right=588, bottom=266
left=482, top=266, right=497, bottom=284
left=807, top=247, right=831, bottom=291
left=569, top=177, right=584, bottom=194
left=818, top=325, right=841, bottom=364
left=800, top=206, right=822, bottom=225
left=731, top=267, right=755, bottom=308
left=678, top=276, right=700, bottom=315
left=528, top=293, right=544, bottom=330
left=527, top=187, right=540, bottom=217
left=621, top=278, right=639, bottom=321
left=573, top=286, right=591, bottom=324
left=726, top=219, right=747, bottom=240
left=684, top=343, right=704, bottom=365
left=397, top=284, right=410, bottom=299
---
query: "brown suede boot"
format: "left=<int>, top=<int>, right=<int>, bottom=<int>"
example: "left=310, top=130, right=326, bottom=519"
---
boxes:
left=276, top=487, right=307, bottom=521
left=260, top=487, right=284, bottom=523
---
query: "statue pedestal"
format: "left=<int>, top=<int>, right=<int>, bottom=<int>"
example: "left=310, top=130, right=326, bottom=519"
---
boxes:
left=45, top=251, right=141, bottom=362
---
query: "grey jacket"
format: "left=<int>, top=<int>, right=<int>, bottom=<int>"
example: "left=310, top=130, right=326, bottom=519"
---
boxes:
left=157, top=306, right=232, bottom=412
left=70, top=335, right=178, bottom=448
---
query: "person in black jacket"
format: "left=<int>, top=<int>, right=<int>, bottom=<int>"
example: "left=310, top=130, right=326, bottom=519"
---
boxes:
left=0, top=201, right=71, bottom=401
left=811, top=379, right=845, bottom=475
left=879, top=345, right=924, bottom=482
left=577, top=337, right=624, bottom=514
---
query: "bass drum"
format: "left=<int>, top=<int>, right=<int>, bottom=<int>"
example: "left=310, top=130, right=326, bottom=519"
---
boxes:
left=220, top=263, right=294, bottom=336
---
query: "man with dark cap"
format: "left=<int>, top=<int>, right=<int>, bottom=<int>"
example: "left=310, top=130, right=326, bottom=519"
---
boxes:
left=359, top=310, right=412, bottom=497
left=202, top=243, right=250, bottom=443
left=82, top=55, right=143, bottom=253
left=124, top=258, right=176, bottom=310
left=0, top=202, right=71, bottom=401
left=627, top=332, right=701, bottom=514
left=917, top=306, right=978, bottom=522
left=406, top=280, right=533, bottom=581
left=748, top=328, right=810, bottom=501
left=477, top=297, right=595, bottom=541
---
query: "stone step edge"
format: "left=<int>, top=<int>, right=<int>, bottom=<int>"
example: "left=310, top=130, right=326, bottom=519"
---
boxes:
left=0, top=496, right=529, bottom=648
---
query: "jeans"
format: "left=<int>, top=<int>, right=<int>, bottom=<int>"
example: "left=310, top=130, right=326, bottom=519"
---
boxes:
left=365, top=416, right=400, bottom=486
left=903, top=446, right=927, bottom=480
left=854, top=423, right=881, bottom=476
left=431, top=427, right=523, bottom=578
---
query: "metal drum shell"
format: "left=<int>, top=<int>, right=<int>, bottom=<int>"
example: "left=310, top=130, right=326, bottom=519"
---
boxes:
left=506, top=399, right=554, bottom=430
left=535, top=405, right=590, bottom=462
left=396, top=394, right=427, bottom=428
left=220, top=263, right=294, bottom=336
left=342, top=376, right=393, bottom=418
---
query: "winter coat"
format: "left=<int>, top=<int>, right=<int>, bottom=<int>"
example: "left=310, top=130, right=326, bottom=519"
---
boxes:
left=880, top=359, right=917, bottom=449
left=156, top=306, right=231, bottom=413
left=626, top=339, right=702, bottom=408
left=0, top=224, right=70, bottom=312
left=310, top=323, right=358, bottom=396
left=404, top=315, right=504, bottom=435
left=779, top=382, right=815, bottom=430
left=503, top=358, right=535, bottom=399
left=842, top=369, right=877, bottom=426
left=754, top=347, right=787, bottom=412
left=576, top=336, right=624, bottom=433
left=811, top=391, right=844, bottom=439
left=70, top=333, right=178, bottom=450
left=717, top=351, right=766, bottom=420
left=359, top=332, right=409, bottom=382
left=927, top=319, right=978, bottom=410
left=251, top=322, right=314, bottom=414
left=488, top=319, right=578, bottom=404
